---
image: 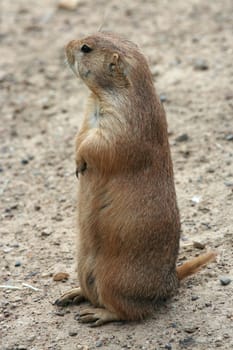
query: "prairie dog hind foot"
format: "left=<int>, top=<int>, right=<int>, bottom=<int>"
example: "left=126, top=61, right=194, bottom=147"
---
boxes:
left=75, top=307, right=121, bottom=327
left=55, top=287, right=86, bottom=306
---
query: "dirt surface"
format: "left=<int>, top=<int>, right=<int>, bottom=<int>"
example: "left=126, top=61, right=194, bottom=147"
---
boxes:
left=1, top=0, right=233, bottom=349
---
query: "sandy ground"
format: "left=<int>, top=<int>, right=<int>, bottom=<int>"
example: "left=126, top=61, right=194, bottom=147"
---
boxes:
left=0, top=0, right=233, bottom=349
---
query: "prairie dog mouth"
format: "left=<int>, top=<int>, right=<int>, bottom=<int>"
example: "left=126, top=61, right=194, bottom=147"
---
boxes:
left=65, top=52, right=79, bottom=77
left=65, top=50, right=91, bottom=80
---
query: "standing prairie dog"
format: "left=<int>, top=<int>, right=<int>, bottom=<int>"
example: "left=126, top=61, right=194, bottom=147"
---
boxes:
left=55, top=32, right=216, bottom=326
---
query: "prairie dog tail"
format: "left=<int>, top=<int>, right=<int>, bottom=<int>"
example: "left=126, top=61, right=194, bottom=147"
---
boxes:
left=176, top=252, right=217, bottom=281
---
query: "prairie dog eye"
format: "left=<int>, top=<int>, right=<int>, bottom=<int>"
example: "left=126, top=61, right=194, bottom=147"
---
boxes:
left=81, top=44, right=92, bottom=53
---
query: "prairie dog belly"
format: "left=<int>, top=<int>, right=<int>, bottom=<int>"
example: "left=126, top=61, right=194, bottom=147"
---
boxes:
left=77, top=170, right=176, bottom=252
left=77, top=172, right=179, bottom=306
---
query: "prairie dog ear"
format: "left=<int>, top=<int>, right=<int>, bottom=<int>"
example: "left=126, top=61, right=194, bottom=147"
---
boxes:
left=111, top=53, right=119, bottom=65
left=109, top=52, right=130, bottom=77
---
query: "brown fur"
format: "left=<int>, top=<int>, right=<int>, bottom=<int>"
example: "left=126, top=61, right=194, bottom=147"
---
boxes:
left=56, top=32, right=216, bottom=325
left=176, top=251, right=216, bottom=280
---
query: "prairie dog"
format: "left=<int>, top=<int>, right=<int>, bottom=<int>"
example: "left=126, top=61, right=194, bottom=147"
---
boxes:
left=55, top=32, right=216, bottom=326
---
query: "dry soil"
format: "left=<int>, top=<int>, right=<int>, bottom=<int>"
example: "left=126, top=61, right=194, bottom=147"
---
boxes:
left=0, top=0, right=233, bottom=349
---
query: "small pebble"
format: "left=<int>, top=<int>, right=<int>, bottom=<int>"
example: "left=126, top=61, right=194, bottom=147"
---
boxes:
left=225, top=134, right=233, bottom=141
left=69, top=331, right=78, bottom=337
left=53, top=272, right=70, bottom=281
left=165, top=344, right=172, bottom=350
left=42, top=103, right=51, bottom=110
left=58, top=0, right=79, bottom=10
left=54, top=310, right=65, bottom=316
left=21, top=158, right=29, bottom=165
left=191, top=195, right=201, bottom=204
left=3, top=247, right=12, bottom=253
left=160, top=94, right=167, bottom=102
left=220, top=276, right=232, bottom=286
left=95, top=340, right=103, bottom=347
left=175, top=133, right=189, bottom=142
left=41, top=229, right=52, bottom=237
left=41, top=272, right=53, bottom=278
left=170, top=322, right=177, bottom=328
left=205, top=302, right=212, bottom=307
left=207, top=167, right=215, bottom=173
left=191, top=295, right=199, bottom=301
left=179, top=337, right=195, bottom=347
left=215, top=337, right=223, bottom=347
left=193, top=58, right=209, bottom=70
left=15, top=261, right=21, bottom=267
left=193, top=241, right=205, bottom=250
left=184, top=325, right=198, bottom=334
left=52, top=214, right=63, bottom=221
left=27, top=335, right=36, bottom=342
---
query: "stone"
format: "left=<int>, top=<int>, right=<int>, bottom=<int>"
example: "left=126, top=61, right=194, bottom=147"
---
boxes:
left=193, top=59, right=209, bottom=70
left=225, top=134, right=233, bottom=141
left=95, top=340, right=103, bottom=347
left=53, top=272, right=69, bottom=281
left=69, top=331, right=78, bottom=337
left=58, top=0, right=79, bottom=10
left=160, top=94, right=167, bottom=102
left=175, top=133, right=189, bottom=142
left=193, top=241, right=205, bottom=250
left=220, top=276, right=231, bottom=286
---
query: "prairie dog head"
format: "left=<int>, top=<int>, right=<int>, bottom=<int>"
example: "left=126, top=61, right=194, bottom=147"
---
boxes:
left=65, top=32, right=150, bottom=95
